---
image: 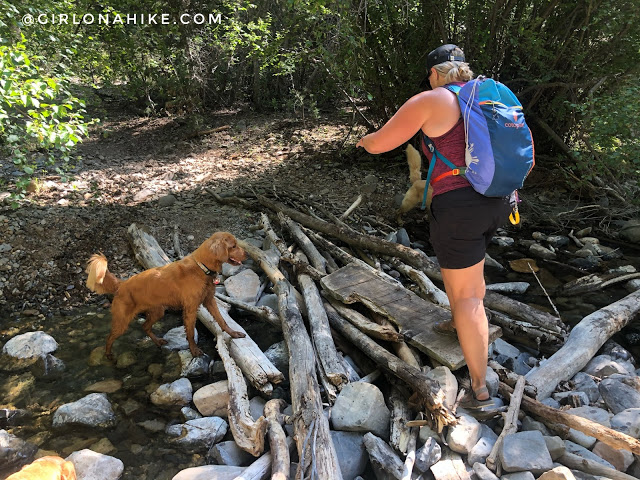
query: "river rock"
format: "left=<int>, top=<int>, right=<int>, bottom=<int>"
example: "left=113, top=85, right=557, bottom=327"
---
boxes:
left=193, top=380, right=229, bottom=417
left=166, top=416, right=228, bottom=452
left=566, top=406, right=611, bottom=448
left=571, top=372, right=600, bottom=403
left=468, top=435, right=496, bottom=465
left=162, top=327, right=198, bottom=351
left=492, top=338, right=521, bottom=359
left=415, top=436, right=441, bottom=472
left=610, top=408, right=640, bottom=438
left=619, top=219, right=640, bottom=243
left=599, top=378, right=640, bottom=413
left=500, top=430, right=553, bottom=474
left=591, top=440, right=634, bottom=471
left=331, top=431, right=368, bottom=479
left=425, top=366, right=458, bottom=409
left=538, top=466, right=576, bottom=480
left=207, top=440, right=254, bottom=466
left=332, top=382, right=390, bottom=439
left=178, top=350, right=209, bottom=378
left=66, top=449, right=124, bottom=480
left=529, top=243, right=556, bottom=260
left=52, top=393, right=116, bottom=428
left=172, top=465, right=245, bottom=480
left=552, top=391, right=589, bottom=408
left=473, top=462, right=499, bottom=480
left=543, top=435, right=565, bottom=460
left=546, top=235, right=570, bottom=248
left=256, top=293, right=278, bottom=312
left=249, top=396, right=266, bottom=421
left=583, top=355, right=630, bottom=377
left=150, top=378, right=193, bottom=406
left=0, top=429, right=37, bottom=472
left=502, top=473, right=535, bottom=480
left=445, top=412, right=481, bottom=454
left=32, top=353, right=66, bottom=378
left=264, top=340, right=289, bottom=374
left=223, top=269, right=261, bottom=304
left=486, top=366, right=500, bottom=397
left=2, top=331, right=58, bottom=358
left=564, top=440, right=614, bottom=469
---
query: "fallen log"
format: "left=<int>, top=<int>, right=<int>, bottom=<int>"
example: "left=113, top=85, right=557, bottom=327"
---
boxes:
left=232, top=436, right=295, bottom=480
left=484, top=290, right=565, bottom=334
left=325, top=299, right=403, bottom=343
left=217, top=335, right=268, bottom=457
left=239, top=240, right=343, bottom=479
left=558, top=451, right=639, bottom=480
left=279, top=212, right=328, bottom=274
left=363, top=433, right=405, bottom=480
left=215, top=292, right=281, bottom=329
left=257, top=195, right=442, bottom=281
left=401, top=415, right=420, bottom=480
left=126, top=223, right=283, bottom=395
left=389, top=387, right=412, bottom=454
left=387, top=258, right=450, bottom=308
left=264, top=399, right=290, bottom=480
left=326, top=302, right=456, bottom=432
left=499, top=382, right=640, bottom=455
left=489, top=310, right=564, bottom=354
left=525, top=289, right=640, bottom=400
left=561, top=272, right=640, bottom=295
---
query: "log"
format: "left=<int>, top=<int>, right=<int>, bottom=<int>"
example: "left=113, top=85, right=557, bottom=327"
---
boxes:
left=279, top=212, right=328, bottom=274
left=258, top=196, right=442, bottom=280
left=232, top=436, right=295, bottom=480
left=325, top=299, right=403, bottom=343
left=562, top=272, right=640, bottom=295
left=264, top=399, right=290, bottom=480
left=363, top=433, right=405, bottom=479
left=389, top=387, right=412, bottom=454
left=558, top=451, right=639, bottom=480
left=486, top=376, right=525, bottom=474
left=487, top=360, right=537, bottom=398
left=485, top=282, right=530, bottom=294
left=217, top=334, right=268, bottom=457
left=499, top=382, right=640, bottom=455
left=525, top=290, right=640, bottom=399
left=401, top=416, right=420, bottom=480
left=296, top=252, right=348, bottom=388
left=489, top=310, right=564, bottom=353
left=387, top=258, right=450, bottom=308
left=215, top=292, right=281, bottom=329
left=326, top=304, right=456, bottom=432
left=126, top=224, right=283, bottom=395
left=484, top=290, right=565, bottom=334
left=239, top=240, right=343, bottom=479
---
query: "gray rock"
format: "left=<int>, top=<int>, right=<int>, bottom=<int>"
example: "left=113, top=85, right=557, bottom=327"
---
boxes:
left=522, top=415, right=550, bottom=436
left=569, top=256, right=601, bottom=270
left=396, top=228, right=411, bottom=247
left=564, top=440, right=615, bottom=469
left=468, top=435, right=496, bottom=465
left=501, top=473, right=535, bottom=480
left=32, top=353, right=66, bottom=378
left=221, top=261, right=245, bottom=277
left=473, top=462, right=500, bottom=480
left=492, top=236, right=515, bottom=247
left=543, top=435, right=566, bottom=460
left=626, top=278, right=640, bottom=292
left=53, top=393, right=116, bottom=428
left=66, top=449, right=124, bottom=480
left=486, top=366, right=500, bottom=397
left=150, top=378, right=193, bottom=406
left=538, top=466, right=576, bottom=480
left=591, top=440, right=634, bottom=471
left=178, top=350, right=209, bottom=378
left=552, top=391, right=590, bottom=407
left=530, top=243, right=557, bottom=260
left=418, top=425, right=439, bottom=445
left=547, top=235, right=570, bottom=248
left=158, top=194, right=177, bottom=207
left=249, top=396, right=266, bottom=421
left=0, top=429, right=37, bottom=472
left=172, top=465, right=245, bottom=480
left=415, top=436, right=441, bottom=472
left=166, top=416, right=228, bottom=452
left=610, top=408, right=640, bottom=438
left=572, top=372, right=600, bottom=403
left=223, top=269, right=261, bottom=304
left=599, top=378, right=640, bottom=413
left=500, top=430, right=553, bottom=474
left=583, top=355, right=630, bottom=378
left=566, top=406, right=611, bottom=448
left=332, top=382, right=390, bottom=439
left=264, top=341, right=289, bottom=375
left=2, top=331, right=58, bottom=358
left=256, top=293, right=278, bottom=312
left=492, top=338, right=521, bottom=359
left=486, top=282, right=530, bottom=294
left=425, top=366, right=458, bottom=409
left=162, top=326, right=199, bottom=351
left=541, top=397, right=561, bottom=409
left=331, top=431, right=367, bottom=479
left=181, top=407, right=202, bottom=421
left=445, top=412, right=481, bottom=454
left=619, top=219, right=640, bottom=243
left=207, top=440, right=254, bottom=466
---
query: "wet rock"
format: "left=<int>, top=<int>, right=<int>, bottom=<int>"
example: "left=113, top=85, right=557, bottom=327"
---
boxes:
left=619, top=219, right=640, bottom=244
left=568, top=256, right=601, bottom=271
left=178, top=350, right=209, bottom=378
left=88, top=346, right=109, bottom=367
left=331, top=431, right=368, bottom=479
left=0, top=429, right=37, bottom=472
left=116, top=351, right=137, bottom=369
left=546, top=235, right=570, bottom=248
left=223, top=269, right=261, bottom=305
left=492, top=236, right=515, bottom=247
left=445, top=412, right=481, bottom=455
left=564, top=440, right=614, bottom=469
left=207, top=440, right=254, bottom=466
left=415, top=436, right=441, bottom=472
left=500, top=430, right=553, bottom=474
left=193, top=380, right=229, bottom=417
left=599, top=378, right=640, bottom=414
left=425, top=366, right=457, bottom=409
left=66, top=449, right=124, bottom=480
left=166, top=416, right=228, bottom=452
left=181, top=407, right=202, bottom=421
left=264, top=341, right=289, bottom=375
left=332, top=382, right=390, bottom=439
left=583, top=355, right=630, bottom=377
left=32, top=353, right=65, bottom=378
left=529, top=243, right=556, bottom=260
left=172, top=465, right=245, bottom=480
left=90, top=437, right=117, bottom=455
left=162, top=327, right=198, bottom=351
left=538, top=466, right=576, bottom=480
left=138, top=419, right=166, bottom=433
left=566, top=406, right=611, bottom=448
left=150, top=378, right=193, bottom=407
left=591, top=440, right=634, bottom=471
left=610, top=408, right=640, bottom=438
left=2, top=331, right=58, bottom=358
left=52, top=393, right=116, bottom=429
left=85, top=379, right=123, bottom=394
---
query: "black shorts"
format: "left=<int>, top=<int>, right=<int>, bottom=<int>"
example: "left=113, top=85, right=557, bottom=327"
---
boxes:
left=429, top=187, right=511, bottom=269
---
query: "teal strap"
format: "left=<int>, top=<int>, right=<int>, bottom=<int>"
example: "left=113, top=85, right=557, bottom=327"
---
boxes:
left=420, top=135, right=460, bottom=210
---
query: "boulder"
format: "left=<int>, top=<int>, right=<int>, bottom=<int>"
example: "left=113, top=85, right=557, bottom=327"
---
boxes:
left=0, top=429, right=37, bottom=472
left=583, top=355, right=630, bottom=378
left=331, top=431, right=368, bottom=479
left=52, top=393, right=116, bottom=429
left=564, top=440, right=615, bottom=469
left=332, top=382, right=390, bottom=439
left=150, top=378, right=193, bottom=407
left=591, top=440, right=634, bottom=471
left=193, top=380, right=229, bottom=417
left=2, top=331, right=58, bottom=358
left=162, top=327, right=199, bottom=352
left=207, top=440, right=254, bottom=466
left=172, top=465, right=245, bottom=480
left=445, top=412, right=481, bottom=455
left=66, top=449, right=124, bottom=480
left=415, top=437, right=441, bottom=472
left=610, top=408, right=640, bottom=438
left=566, top=406, right=611, bottom=449
left=500, top=430, right=553, bottom=474
left=223, top=269, right=261, bottom=305
left=599, top=378, right=640, bottom=414
left=166, top=417, right=228, bottom=452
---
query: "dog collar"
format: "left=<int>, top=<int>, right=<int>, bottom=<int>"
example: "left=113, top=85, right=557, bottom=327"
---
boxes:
left=195, top=259, right=218, bottom=281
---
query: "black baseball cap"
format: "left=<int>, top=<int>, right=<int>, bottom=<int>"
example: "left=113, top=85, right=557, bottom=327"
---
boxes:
left=426, top=44, right=465, bottom=73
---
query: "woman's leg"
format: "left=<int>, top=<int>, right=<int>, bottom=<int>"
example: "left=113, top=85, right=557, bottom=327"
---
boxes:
left=440, top=259, right=490, bottom=401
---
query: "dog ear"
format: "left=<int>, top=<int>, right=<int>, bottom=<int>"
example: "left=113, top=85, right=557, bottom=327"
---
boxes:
left=210, top=238, right=228, bottom=260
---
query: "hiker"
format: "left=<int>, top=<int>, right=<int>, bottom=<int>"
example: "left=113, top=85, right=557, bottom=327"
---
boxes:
left=356, top=44, right=511, bottom=414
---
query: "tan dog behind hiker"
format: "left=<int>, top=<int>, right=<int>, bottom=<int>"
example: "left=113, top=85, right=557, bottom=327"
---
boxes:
left=86, top=231, right=246, bottom=360
left=399, top=144, right=433, bottom=214
left=6, top=455, right=76, bottom=480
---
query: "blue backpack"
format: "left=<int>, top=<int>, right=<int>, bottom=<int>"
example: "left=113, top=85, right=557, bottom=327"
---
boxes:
left=421, top=76, right=535, bottom=222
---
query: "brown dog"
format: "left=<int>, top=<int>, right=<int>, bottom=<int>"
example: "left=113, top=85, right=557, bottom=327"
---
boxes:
left=6, top=456, right=76, bottom=480
left=86, top=231, right=246, bottom=359
left=399, top=144, right=433, bottom=214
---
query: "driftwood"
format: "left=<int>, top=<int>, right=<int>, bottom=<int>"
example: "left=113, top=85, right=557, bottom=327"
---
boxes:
left=363, top=433, right=405, bottom=480
left=325, top=299, right=403, bottom=343
left=558, top=452, right=639, bottom=480
left=279, top=213, right=328, bottom=274
left=126, top=224, right=283, bottom=395
left=239, top=240, right=343, bottom=479
left=489, top=310, right=564, bottom=354
left=217, top=335, right=268, bottom=457
left=326, top=302, right=456, bottom=432
left=488, top=360, right=537, bottom=398
left=296, top=252, right=348, bottom=388
left=389, top=387, right=412, bottom=454
left=258, top=195, right=442, bottom=281
left=232, top=437, right=295, bottom=480
left=264, top=399, right=290, bottom=480
left=387, top=258, right=450, bottom=308
left=562, top=271, right=640, bottom=295
left=215, top=292, right=281, bottom=329
left=485, top=282, right=530, bottom=294
left=484, top=290, right=565, bottom=334
left=401, top=415, right=420, bottom=480
left=526, top=290, right=640, bottom=399
left=499, top=382, right=640, bottom=455
left=486, top=376, right=525, bottom=474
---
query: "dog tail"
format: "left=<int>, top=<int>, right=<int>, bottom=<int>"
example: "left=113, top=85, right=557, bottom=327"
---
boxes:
left=406, top=144, right=422, bottom=185
left=86, top=253, right=120, bottom=295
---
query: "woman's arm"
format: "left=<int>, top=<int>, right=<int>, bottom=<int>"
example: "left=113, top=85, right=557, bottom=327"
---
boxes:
left=356, top=91, right=433, bottom=154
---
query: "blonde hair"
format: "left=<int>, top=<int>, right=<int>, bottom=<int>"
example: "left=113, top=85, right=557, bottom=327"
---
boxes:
left=433, top=61, right=474, bottom=83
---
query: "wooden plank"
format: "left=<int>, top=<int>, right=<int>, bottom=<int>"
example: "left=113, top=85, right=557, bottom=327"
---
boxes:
left=321, top=264, right=501, bottom=370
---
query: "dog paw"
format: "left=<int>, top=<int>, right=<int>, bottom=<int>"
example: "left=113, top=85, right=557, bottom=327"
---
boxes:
left=229, top=330, right=246, bottom=339
left=155, top=338, right=168, bottom=346
left=189, top=345, right=204, bottom=357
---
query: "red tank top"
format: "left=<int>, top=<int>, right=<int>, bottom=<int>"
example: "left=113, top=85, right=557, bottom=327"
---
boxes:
left=420, top=116, right=471, bottom=197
